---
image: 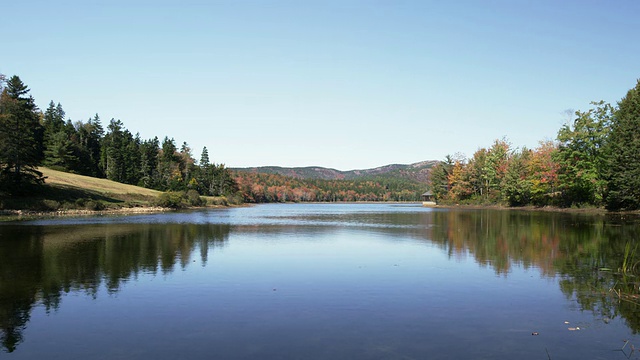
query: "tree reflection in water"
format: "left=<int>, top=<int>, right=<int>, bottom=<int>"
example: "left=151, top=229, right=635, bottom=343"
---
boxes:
left=0, top=223, right=230, bottom=352
left=427, top=210, right=640, bottom=333
left=3, top=209, right=640, bottom=353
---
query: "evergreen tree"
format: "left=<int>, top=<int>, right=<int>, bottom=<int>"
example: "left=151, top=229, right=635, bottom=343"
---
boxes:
left=158, top=137, right=180, bottom=190
left=101, top=119, right=139, bottom=183
left=75, top=114, right=104, bottom=177
left=210, top=164, right=238, bottom=196
left=42, top=100, right=82, bottom=171
left=42, top=101, right=65, bottom=137
left=43, top=130, right=78, bottom=170
left=124, top=133, right=142, bottom=185
left=195, top=147, right=212, bottom=195
left=139, top=137, right=159, bottom=188
left=199, top=146, right=210, bottom=167
left=179, top=141, right=195, bottom=187
left=605, top=80, right=640, bottom=210
left=0, top=76, right=44, bottom=193
left=428, top=155, right=453, bottom=201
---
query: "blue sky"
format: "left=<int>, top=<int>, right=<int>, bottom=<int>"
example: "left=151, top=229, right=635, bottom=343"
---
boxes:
left=2, top=0, right=639, bottom=170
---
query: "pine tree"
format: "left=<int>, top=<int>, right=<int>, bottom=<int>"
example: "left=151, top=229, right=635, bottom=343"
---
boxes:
left=605, top=80, right=640, bottom=210
left=42, top=101, right=71, bottom=170
left=199, top=146, right=210, bottom=167
left=79, top=114, right=104, bottom=177
left=0, top=76, right=44, bottom=193
left=42, top=101, right=65, bottom=136
left=428, top=155, right=453, bottom=202
left=43, top=130, right=78, bottom=170
left=158, top=137, right=180, bottom=190
left=101, top=119, right=127, bottom=182
left=139, top=137, right=159, bottom=188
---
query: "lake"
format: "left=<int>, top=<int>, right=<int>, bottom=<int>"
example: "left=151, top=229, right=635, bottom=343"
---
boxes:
left=2, top=204, right=640, bottom=359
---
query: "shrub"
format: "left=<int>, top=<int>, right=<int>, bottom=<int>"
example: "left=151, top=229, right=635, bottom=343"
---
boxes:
left=210, top=196, right=228, bottom=206
left=42, top=200, right=60, bottom=211
left=155, top=191, right=186, bottom=209
left=226, top=194, right=244, bottom=205
left=85, top=200, right=106, bottom=211
left=186, top=190, right=205, bottom=207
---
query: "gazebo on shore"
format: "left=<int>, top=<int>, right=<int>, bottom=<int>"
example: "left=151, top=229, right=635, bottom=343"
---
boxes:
left=421, top=191, right=436, bottom=206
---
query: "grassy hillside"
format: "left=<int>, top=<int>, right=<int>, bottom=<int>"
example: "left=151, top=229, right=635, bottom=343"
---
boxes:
left=41, top=167, right=161, bottom=197
left=0, top=167, right=162, bottom=212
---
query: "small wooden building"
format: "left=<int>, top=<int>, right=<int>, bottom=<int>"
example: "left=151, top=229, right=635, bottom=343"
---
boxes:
left=421, top=191, right=436, bottom=206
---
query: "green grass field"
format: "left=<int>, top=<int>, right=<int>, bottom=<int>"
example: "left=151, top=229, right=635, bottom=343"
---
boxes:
left=41, top=167, right=162, bottom=197
left=0, top=168, right=162, bottom=211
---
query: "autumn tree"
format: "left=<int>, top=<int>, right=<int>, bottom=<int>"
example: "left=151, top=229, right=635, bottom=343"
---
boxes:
left=448, top=158, right=473, bottom=201
left=528, top=141, right=559, bottom=206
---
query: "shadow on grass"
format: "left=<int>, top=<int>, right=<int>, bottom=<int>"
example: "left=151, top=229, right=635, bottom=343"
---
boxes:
left=0, top=184, right=155, bottom=211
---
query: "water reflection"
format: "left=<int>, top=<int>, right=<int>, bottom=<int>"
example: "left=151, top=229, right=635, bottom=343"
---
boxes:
left=0, top=223, right=230, bottom=352
left=3, top=206, right=640, bottom=356
left=427, top=210, right=640, bottom=333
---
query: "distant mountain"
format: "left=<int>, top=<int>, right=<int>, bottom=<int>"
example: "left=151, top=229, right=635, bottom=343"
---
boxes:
left=232, top=160, right=438, bottom=183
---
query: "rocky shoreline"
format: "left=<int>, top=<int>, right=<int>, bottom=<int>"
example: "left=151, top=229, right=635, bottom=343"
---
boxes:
left=0, top=206, right=172, bottom=221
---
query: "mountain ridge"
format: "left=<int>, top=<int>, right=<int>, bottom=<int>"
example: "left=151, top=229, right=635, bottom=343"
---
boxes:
left=232, top=160, right=438, bottom=183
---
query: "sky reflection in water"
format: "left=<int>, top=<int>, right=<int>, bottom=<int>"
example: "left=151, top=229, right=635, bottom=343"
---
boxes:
left=2, top=204, right=640, bottom=359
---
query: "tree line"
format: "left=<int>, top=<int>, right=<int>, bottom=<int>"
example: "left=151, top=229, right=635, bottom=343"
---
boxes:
left=235, top=171, right=424, bottom=202
left=0, top=223, right=231, bottom=352
left=4, top=72, right=640, bottom=210
left=428, top=80, right=640, bottom=211
left=0, top=74, right=239, bottom=200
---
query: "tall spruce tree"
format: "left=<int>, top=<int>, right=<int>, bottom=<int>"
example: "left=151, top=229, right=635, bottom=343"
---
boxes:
left=428, top=155, right=453, bottom=201
left=199, top=146, right=210, bottom=167
left=139, top=137, right=159, bottom=188
left=101, top=119, right=127, bottom=182
left=0, top=76, right=44, bottom=193
left=196, top=147, right=212, bottom=195
left=605, top=80, right=640, bottom=210
left=42, top=101, right=76, bottom=171
left=42, top=101, right=65, bottom=137
left=77, top=114, right=104, bottom=177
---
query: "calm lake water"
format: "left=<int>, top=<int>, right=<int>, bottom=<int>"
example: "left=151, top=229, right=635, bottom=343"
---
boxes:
left=2, top=204, right=640, bottom=359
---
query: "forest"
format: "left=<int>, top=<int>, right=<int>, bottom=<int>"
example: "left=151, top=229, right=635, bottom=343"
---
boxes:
left=0, top=74, right=240, bottom=204
left=0, top=73, right=429, bottom=205
left=428, top=79, right=640, bottom=211
left=2, top=73, right=640, bottom=210
left=234, top=171, right=425, bottom=202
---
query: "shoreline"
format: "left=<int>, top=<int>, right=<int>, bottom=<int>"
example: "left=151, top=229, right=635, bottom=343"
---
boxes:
left=0, top=204, right=243, bottom=222
left=0, top=206, right=172, bottom=221
left=432, top=203, right=610, bottom=214
left=3, top=201, right=637, bottom=222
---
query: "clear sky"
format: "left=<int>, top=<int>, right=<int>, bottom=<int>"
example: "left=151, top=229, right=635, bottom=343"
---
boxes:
left=2, top=0, right=639, bottom=170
